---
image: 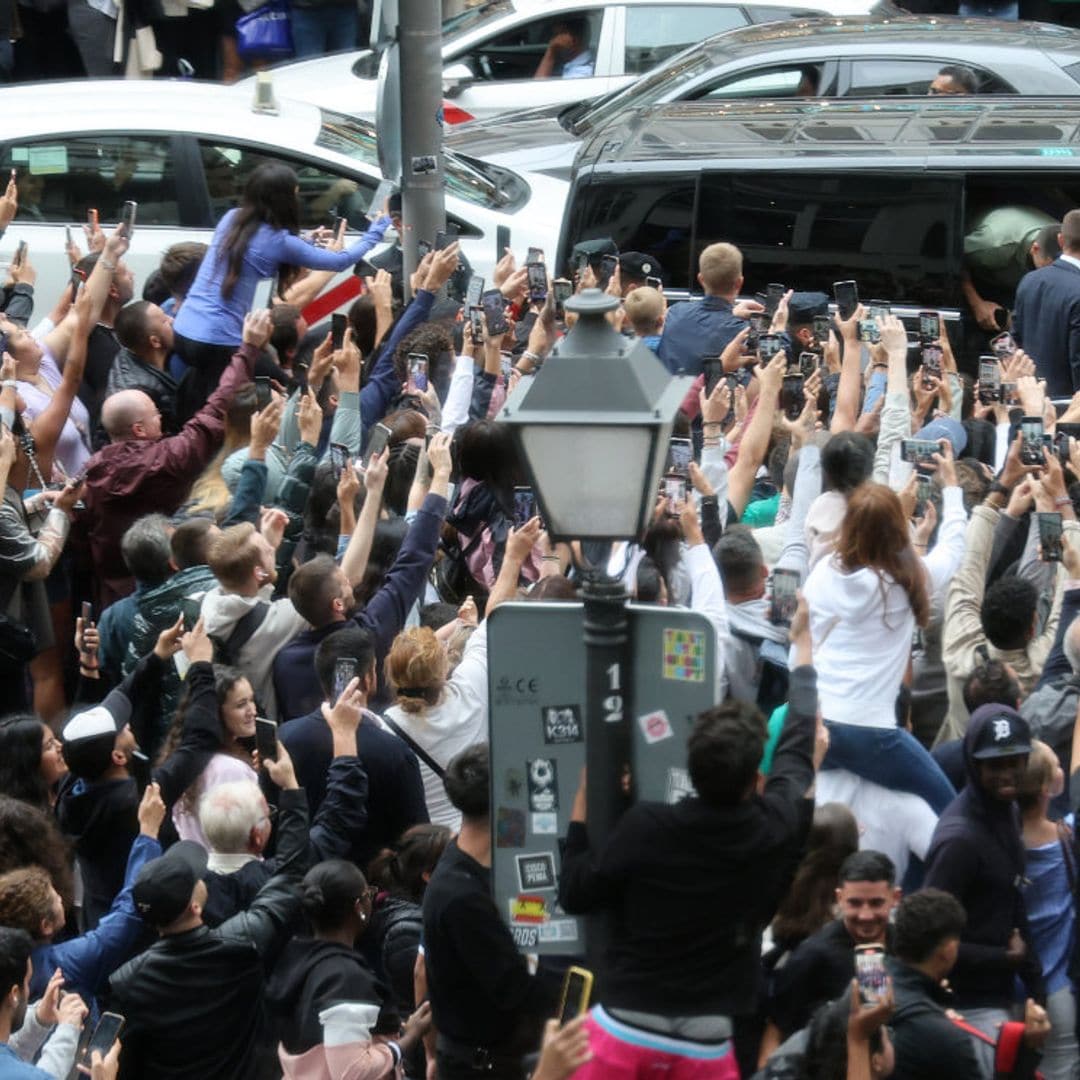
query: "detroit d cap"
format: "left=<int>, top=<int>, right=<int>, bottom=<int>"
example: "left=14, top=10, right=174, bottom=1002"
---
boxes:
left=132, top=841, right=208, bottom=927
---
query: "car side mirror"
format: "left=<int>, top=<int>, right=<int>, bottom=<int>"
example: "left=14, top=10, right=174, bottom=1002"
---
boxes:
left=442, top=62, right=475, bottom=97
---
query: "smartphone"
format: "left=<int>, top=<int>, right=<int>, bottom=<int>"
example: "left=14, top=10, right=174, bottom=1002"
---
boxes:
left=746, top=313, right=766, bottom=355
left=769, top=568, right=800, bottom=626
left=866, top=300, right=891, bottom=320
left=855, top=944, right=888, bottom=1005
left=513, top=486, right=536, bottom=527
left=80, top=1012, right=124, bottom=1068
left=1057, top=431, right=1072, bottom=469
left=465, top=274, right=485, bottom=309
left=87, top=208, right=99, bottom=230
left=558, top=966, right=594, bottom=1026
left=408, top=353, right=429, bottom=392
left=13, top=240, right=26, bottom=267
left=329, top=442, right=350, bottom=481
left=646, top=275, right=662, bottom=290
left=813, top=314, right=831, bottom=343
left=468, top=305, right=484, bottom=346
left=255, top=376, right=272, bottom=411
left=434, top=227, right=455, bottom=252
left=330, top=312, right=347, bottom=352
left=481, top=289, right=509, bottom=336
left=798, top=351, right=817, bottom=380
left=333, top=657, right=357, bottom=702
left=833, top=280, right=858, bottom=321
left=662, top=474, right=687, bottom=513
left=758, top=333, right=782, bottom=362
left=267, top=272, right=278, bottom=310
left=765, top=282, right=785, bottom=318
left=599, top=253, right=618, bottom=284
left=120, top=199, right=137, bottom=237
left=526, top=246, right=544, bottom=265
left=64, top=225, right=72, bottom=250
left=900, top=438, right=940, bottom=465
left=918, top=311, right=939, bottom=344
left=417, top=239, right=432, bottom=258
left=254, top=717, right=278, bottom=762
left=921, top=345, right=942, bottom=389
left=365, top=422, right=391, bottom=464
left=667, top=436, right=692, bottom=477
left=180, top=596, right=202, bottom=631
left=496, top=224, right=511, bottom=264
left=781, top=373, right=804, bottom=422
left=552, top=278, right=572, bottom=318
left=990, top=331, right=1017, bottom=360
left=1001, top=380, right=1018, bottom=405
left=915, top=474, right=933, bottom=516
left=526, top=262, right=547, bottom=302
left=977, top=357, right=1001, bottom=404
left=704, top=356, right=724, bottom=398
left=858, top=319, right=880, bottom=345
left=1021, top=416, right=1045, bottom=466
left=367, top=178, right=396, bottom=220
left=1039, top=511, right=1064, bottom=562
left=81, top=600, right=94, bottom=626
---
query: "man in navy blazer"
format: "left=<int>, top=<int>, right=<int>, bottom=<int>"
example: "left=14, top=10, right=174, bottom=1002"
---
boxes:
left=1013, top=211, right=1080, bottom=398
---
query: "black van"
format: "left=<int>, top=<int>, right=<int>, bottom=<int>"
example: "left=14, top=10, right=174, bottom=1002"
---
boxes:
left=558, top=97, right=1080, bottom=360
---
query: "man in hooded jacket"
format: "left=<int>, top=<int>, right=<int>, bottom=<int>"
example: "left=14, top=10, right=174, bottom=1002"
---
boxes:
left=922, top=704, right=1045, bottom=1038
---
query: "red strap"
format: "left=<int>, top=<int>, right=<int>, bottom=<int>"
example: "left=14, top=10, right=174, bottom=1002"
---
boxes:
left=949, top=1016, right=996, bottom=1046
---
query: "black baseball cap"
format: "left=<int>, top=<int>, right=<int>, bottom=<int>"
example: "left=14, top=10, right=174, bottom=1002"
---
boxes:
left=618, top=251, right=663, bottom=283
left=787, top=291, right=830, bottom=325
left=569, top=237, right=617, bottom=268
left=969, top=705, right=1033, bottom=761
left=133, top=841, right=208, bottom=927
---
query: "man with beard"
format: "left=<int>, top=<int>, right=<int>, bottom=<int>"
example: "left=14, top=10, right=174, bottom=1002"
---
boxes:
left=269, top=433, right=453, bottom=721
left=923, top=704, right=1045, bottom=1040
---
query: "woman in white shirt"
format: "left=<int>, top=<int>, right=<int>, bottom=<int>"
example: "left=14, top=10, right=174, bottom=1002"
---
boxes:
left=804, top=482, right=955, bottom=813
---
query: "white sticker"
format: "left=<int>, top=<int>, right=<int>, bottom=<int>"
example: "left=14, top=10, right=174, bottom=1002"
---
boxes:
left=638, top=709, right=674, bottom=744
left=666, top=766, right=696, bottom=805
left=531, top=812, right=557, bottom=835
left=538, top=919, right=579, bottom=944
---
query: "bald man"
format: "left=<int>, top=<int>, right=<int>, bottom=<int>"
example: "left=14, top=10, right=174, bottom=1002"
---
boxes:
left=83, top=310, right=271, bottom=608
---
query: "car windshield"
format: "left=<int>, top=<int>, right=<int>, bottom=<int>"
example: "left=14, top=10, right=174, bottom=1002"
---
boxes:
left=316, top=108, right=519, bottom=209
left=562, top=42, right=714, bottom=135
left=352, top=0, right=514, bottom=76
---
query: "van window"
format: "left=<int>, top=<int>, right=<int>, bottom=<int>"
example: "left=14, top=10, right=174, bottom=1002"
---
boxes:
left=4, top=135, right=179, bottom=226
left=699, top=172, right=962, bottom=302
left=455, top=9, right=603, bottom=81
left=846, top=59, right=1013, bottom=96
left=624, top=6, right=746, bottom=75
left=696, top=65, right=824, bottom=100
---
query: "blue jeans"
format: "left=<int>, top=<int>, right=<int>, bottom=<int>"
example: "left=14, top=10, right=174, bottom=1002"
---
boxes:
left=290, top=4, right=359, bottom=58
left=824, top=723, right=957, bottom=814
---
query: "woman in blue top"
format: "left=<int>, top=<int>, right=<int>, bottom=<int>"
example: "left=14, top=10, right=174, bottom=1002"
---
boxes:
left=173, top=161, right=390, bottom=394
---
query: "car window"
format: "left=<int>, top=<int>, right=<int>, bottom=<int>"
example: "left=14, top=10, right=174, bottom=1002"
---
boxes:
left=198, top=141, right=376, bottom=232
left=2, top=135, right=179, bottom=226
left=454, top=8, right=603, bottom=81
left=695, top=64, right=822, bottom=99
left=624, top=6, right=746, bottom=75
left=699, top=171, right=962, bottom=303
left=846, top=58, right=1011, bottom=96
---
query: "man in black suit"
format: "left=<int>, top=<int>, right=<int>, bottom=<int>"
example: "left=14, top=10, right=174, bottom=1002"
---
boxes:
left=1014, top=210, right=1080, bottom=398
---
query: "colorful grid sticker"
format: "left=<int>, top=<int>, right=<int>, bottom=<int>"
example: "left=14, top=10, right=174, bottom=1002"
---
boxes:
left=662, top=628, right=706, bottom=683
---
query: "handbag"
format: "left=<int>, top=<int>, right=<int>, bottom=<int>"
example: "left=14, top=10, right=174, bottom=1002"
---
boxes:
left=235, top=0, right=293, bottom=59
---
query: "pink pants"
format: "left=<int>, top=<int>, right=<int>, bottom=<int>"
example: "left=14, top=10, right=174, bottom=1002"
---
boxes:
left=573, top=1007, right=741, bottom=1079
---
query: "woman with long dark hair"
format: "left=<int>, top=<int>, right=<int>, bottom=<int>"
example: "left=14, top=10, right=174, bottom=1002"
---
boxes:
left=803, top=483, right=955, bottom=813
left=0, top=715, right=67, bottom=811
left=173, top=162, right=390, bottom=390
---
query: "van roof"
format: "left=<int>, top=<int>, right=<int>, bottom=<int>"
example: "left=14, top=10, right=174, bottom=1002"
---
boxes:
left=578, top=96, right=1080, bottom=172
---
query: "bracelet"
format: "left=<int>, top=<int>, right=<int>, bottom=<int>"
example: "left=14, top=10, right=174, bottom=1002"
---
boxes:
left=541, top=555, right=560, bottom=563
left=522, top=350, right=542, bottom=364
left=1, top=379, right=15, bottom=389
left=1056, top=496, right=1072, bottom=508
left=99, top=258, right=117, bottom=271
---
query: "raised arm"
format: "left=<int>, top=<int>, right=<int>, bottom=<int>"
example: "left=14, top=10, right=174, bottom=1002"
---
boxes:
left=341, top=447, right=387, bottom=585
left=728, top=349, right=784, bottom=518
left=831, top=305, right=865, bottom=434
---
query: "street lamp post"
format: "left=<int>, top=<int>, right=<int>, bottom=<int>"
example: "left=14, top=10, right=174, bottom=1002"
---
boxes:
left=501, top=289, right=689, bottom=963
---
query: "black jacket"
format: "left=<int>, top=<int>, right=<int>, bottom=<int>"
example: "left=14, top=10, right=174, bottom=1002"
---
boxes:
left=56, top=655, right=220, bottom=928
left=104, top=347, right=179, bottom=432
left=923, top=709, right=1044, bottom=1009
left=107, top=787, right=309, bottom=1080
left=559, top=665, right=817, bottom=1019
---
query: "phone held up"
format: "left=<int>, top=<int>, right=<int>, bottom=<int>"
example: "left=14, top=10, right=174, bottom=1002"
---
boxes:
left=255, top=717, right=278, bottom=762
left=558, top=966, right=593, bottom=1026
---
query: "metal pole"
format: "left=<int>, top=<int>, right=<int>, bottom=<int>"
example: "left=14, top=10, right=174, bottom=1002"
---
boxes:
left=398, top=0, right=445, bottom=300
left=582, top=569, right=632, bottom=978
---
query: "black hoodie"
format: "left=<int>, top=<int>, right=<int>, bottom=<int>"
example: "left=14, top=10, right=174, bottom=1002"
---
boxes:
left=265, top=937, right=393, bottom=1056
left=923, top=706, right=1045, bottom=1009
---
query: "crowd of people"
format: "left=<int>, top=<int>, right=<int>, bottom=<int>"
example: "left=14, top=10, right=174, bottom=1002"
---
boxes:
left=1, top=152, right=1080, bottom=1080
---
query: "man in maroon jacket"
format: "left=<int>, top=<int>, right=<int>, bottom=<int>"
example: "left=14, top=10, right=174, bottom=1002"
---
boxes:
left=84, top=309, right=271, bottom=608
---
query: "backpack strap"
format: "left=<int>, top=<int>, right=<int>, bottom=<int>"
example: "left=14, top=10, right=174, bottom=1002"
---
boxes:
left=215, top=602, right=270, bottom=666
left=381, top=713, right=447, bottom=780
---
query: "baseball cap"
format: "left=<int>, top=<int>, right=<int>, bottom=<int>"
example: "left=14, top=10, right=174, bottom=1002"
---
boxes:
left=915, top=415, right=967, bottom=457
left=618, top=251, right=663, bottom=283
left=133, top=841, right=209, bottom=927
left=787, top=291, right=830, bottom=325
left=61, top=688, right=133, bottom=780
left=570, top=237, right=617, bottom=269
left=969, top=705, right=1032, bottom=761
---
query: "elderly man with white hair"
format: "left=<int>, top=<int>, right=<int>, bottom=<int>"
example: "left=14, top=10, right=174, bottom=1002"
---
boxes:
left=197, top=695, right=370, bottom=927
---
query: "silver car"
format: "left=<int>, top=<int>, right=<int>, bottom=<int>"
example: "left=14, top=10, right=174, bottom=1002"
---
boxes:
left=245, top=0, right=899, bottom=123
left=445, top=16, right=1080, bottom=176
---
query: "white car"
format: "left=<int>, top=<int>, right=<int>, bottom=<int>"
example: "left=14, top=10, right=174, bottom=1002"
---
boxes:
left=245, top=0, right=899, bottom=123
left=0, top=80, right=566, bottom=317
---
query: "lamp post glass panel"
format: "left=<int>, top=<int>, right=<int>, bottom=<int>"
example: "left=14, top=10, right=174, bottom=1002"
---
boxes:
left=501, top=287, right=689, bottom=852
